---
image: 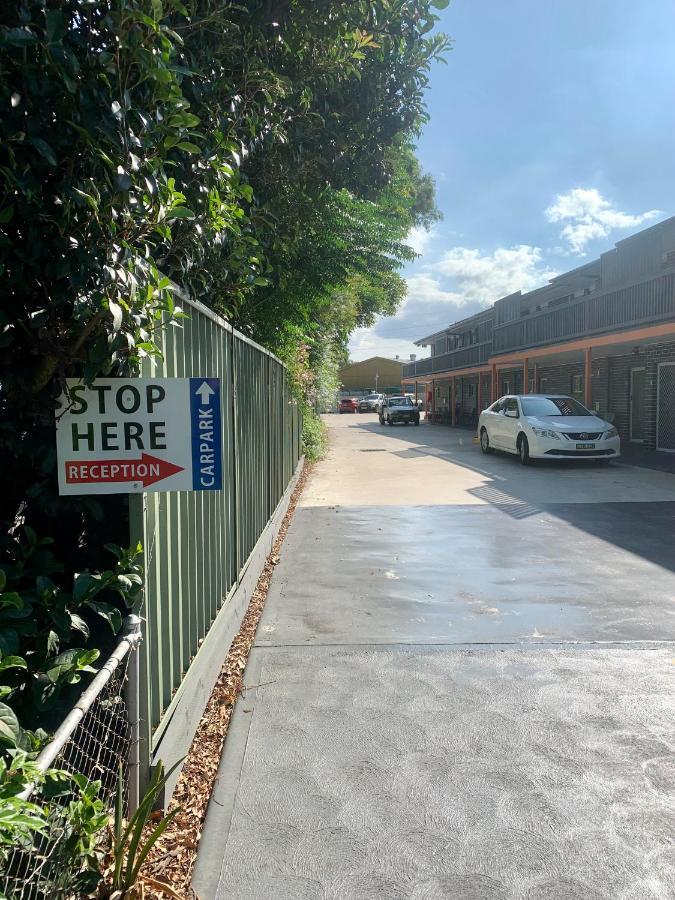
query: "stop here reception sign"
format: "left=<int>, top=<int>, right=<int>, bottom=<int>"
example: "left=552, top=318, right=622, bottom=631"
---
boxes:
left=56, top=378, right=222, bottom=495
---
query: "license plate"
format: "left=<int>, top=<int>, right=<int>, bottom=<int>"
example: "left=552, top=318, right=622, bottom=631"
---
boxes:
left=576, top=443, right=595, bottom=450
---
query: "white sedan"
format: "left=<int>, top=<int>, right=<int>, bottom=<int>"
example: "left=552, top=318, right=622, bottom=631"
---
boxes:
left=478, top=394, right=621, bottom=465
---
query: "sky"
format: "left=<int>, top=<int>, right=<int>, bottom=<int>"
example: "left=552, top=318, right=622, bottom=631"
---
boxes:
left=349, top=0, right=675, bottom=362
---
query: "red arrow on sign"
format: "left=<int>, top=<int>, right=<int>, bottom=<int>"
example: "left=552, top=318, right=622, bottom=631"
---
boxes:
left=65, top=453, right=184, bottom=488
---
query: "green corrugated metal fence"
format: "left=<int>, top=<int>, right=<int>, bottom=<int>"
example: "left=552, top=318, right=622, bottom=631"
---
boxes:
left=131, top=296, right=302, bottom=781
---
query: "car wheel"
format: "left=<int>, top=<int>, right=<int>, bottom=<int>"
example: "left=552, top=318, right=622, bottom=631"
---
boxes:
left=480, top=427, right=492, bottom=454
left=379, top=416, right=385, bottom=425
left=518, top=434, right=531, bottom=466
left=387, top=417, right=393, bottom=426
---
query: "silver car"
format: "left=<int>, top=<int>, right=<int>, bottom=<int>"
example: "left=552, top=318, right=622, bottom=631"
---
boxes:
left=358, top=393, right=383, bottom=413
left=478, top=394, right=621, bottom=465
left=379, top=395, right=420, bottom=426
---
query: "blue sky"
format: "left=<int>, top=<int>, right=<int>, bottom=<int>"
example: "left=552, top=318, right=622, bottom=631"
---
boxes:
left=349, top=0, right=675, bottom=360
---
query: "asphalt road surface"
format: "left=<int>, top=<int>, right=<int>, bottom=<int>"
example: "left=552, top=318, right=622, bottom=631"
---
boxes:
left=196, top=414, right=675, bottom=900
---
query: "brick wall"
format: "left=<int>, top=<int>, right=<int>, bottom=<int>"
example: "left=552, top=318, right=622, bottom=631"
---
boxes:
left=535, top=340, right=675, bottom=449
left=425, top=341, right=675, bottom=449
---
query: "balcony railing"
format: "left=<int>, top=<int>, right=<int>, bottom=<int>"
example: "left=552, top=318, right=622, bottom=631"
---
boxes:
left=493, top=272, right=675, bottom=355
left=403, top=341, right=492, bottom=378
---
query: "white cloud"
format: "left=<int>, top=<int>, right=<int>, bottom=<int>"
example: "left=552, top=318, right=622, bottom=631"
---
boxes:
left=348, top=243, right=557, bottom=360
left=348, top=328, right=425, bottom=363
left=403, top=273, right=463, bottom=307
left=406, top=225, right=435, bottom=256
left=429, top=244, right=557, bottom=305
left=545, top=188, right=661, bottom=255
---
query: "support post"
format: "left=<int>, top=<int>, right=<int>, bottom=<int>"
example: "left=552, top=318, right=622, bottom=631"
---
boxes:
left=127, top=493, right=151, bottom=799
left=124, top=614, right=143, bottom=814
left=533, top=363, right=539, bottom=393
left=523, top=358, right=529, bottom=393
left=477, top=372, right=483, bottom=415
left=431, top=379, right=436, bottom=422
left=491, top=364, right=498, bottom=403
left=451, top=378, right=457, bottom=426
left=584, top=347, right=592, bottom=408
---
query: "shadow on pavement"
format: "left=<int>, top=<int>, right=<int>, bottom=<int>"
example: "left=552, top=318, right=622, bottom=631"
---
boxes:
left=349, top=416, right=675, bottom=574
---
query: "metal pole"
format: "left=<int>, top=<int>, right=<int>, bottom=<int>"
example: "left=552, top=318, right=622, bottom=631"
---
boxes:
left=18, top=622, right=142, bottom=801
left=128, top=492, right=151, bottom=798
left=585, top=347, right=593, bottom=408
left=124, top=614, right=143, bottom=813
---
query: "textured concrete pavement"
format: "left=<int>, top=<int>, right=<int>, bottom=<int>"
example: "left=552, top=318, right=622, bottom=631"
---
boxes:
left=195, top=415, right=675, bottom=900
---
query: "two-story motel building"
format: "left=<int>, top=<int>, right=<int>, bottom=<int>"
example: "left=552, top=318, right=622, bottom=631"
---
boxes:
left=402, top=217, right=675, bottom=453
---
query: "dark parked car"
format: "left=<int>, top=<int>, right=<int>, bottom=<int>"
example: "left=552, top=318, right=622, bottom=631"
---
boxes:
left=379, top=396, right=420, bottom=426
left=339, top=397, right=359, bottom=414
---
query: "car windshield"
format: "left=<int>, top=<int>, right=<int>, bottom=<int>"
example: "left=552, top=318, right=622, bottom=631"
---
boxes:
left=390, top=397, right=413, bottom=406
left=521, top=396, right=592, bottom=417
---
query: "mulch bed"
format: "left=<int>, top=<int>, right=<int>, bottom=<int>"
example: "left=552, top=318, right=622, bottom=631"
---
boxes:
left=139, top=462, right=312, bottom=898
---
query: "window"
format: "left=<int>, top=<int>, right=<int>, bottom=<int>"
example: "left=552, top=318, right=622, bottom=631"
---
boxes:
left=521, top=396, right=592, bottom=417
left=467, top=383, right=474, bottom=397
left=491, top=399, right=506, bottom=413
left=502, top=380, right=511, bottom=395
left=571, top=374, right=583, bottom=394
left=528, top=378, right=535, bottom=393
left=504, top=398, right=519, bottom=416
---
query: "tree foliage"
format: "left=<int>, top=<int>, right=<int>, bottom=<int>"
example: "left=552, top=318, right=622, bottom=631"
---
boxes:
left=1, top=0, right=447, bottom=536
left=1, top=0, right=448, bottom=879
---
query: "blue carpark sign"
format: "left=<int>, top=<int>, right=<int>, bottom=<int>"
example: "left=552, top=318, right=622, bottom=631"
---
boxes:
left=189, top=378, right=222, bottom=491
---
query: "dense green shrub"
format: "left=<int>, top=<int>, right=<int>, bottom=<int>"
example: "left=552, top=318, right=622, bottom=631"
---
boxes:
left=0, top=530, right=142, bottom=735
left=302, top=412, right=329, bottom=462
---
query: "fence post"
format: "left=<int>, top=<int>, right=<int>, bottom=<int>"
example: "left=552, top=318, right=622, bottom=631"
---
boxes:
left=230, top=328, right=240, bottom=578
left=128, top=492, right=151, bottom=800
left=267, top=354, right=272, bottom=517
left=123, top=613, right=143, bottom=813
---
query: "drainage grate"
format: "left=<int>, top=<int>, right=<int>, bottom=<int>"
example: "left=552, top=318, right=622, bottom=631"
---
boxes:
left=359, top=448, right=387, bottom=452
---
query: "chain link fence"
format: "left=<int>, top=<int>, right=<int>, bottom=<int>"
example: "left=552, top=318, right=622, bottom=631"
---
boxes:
left=0, top=618, right=141, bottom=900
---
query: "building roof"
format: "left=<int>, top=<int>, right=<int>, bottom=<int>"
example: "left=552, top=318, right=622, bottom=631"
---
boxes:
left=410, top=216, right=675, bottom=346
left=414, top=308, right=493, bottom=346
left=614, top=214, right=675, bottom=247
left=340, top=356, right=405, bottom=370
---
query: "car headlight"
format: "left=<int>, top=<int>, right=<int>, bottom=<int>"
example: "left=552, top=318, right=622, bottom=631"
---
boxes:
left=531, top=427, right=561, bottom=440
left=604, top=427, right=618, bottom=439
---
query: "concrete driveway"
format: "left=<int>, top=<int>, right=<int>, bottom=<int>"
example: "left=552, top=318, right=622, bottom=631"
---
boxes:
left=195, top=415, right=675, bottom=900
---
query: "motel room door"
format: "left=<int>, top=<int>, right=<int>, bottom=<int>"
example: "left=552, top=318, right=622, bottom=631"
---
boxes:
left=657, top=362, right=675, bottom=451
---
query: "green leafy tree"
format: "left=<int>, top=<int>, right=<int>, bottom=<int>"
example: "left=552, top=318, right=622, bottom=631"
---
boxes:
left=1, top=0, right=449, bottom=883
left=0, top=0, right=448, bottom=720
